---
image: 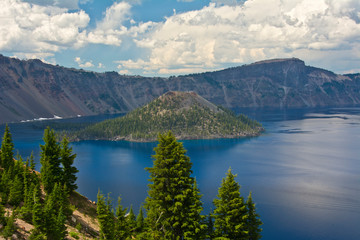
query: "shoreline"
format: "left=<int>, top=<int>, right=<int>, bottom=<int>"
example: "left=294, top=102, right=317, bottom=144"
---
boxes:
left=71, top=127, right=265, bottom=143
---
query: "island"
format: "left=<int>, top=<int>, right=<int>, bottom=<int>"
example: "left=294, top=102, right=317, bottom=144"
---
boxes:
left=73, top=91, right=264, bottom=142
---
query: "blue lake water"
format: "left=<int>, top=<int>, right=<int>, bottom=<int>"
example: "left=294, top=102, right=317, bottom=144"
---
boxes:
left=1, top=108, right=360, bottom=240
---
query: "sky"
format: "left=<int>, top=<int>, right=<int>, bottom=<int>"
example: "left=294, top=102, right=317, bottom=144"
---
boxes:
left=1, top=0, right=360, bottom=76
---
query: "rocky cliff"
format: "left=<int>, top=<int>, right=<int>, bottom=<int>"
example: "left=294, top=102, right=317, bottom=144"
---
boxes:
left=1, top=54, right=359, bottom=124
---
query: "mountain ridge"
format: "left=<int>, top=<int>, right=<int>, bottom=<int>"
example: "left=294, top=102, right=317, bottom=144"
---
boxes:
left=1, top=54, right=360, bottom=124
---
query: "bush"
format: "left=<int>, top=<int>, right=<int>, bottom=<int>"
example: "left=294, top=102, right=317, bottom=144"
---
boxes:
left=69, top=231, right=80, bottom=239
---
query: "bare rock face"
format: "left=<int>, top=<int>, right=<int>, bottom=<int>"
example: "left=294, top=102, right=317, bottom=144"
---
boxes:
left=0, top=55, right=360, bottom=124
left=174, top=58, right=360, bottom=109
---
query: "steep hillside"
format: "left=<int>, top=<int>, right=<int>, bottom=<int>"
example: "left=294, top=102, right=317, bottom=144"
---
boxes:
left=74, top=91, right=263, bottom=141
left=0, top=54, right=167, bottom=124
left=1, top=54, right=360, bottom=124
left=3, top=191, right=99, bottom=240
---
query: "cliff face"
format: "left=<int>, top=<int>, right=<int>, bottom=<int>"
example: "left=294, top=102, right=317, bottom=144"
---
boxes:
left=0, top=55, right=169, bottom=123
left=178, top=58, right=360, bottom=109
left=1, top=55, right=360, bottom=124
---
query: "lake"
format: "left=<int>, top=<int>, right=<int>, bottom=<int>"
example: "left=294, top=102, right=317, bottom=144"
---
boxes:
left=1, top=108, right=360, bottom=240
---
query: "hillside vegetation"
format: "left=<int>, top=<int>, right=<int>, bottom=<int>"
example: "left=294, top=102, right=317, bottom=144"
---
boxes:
left=74, top=91, right=263, bottom=142
left=0, top=125, right=99, bottom=239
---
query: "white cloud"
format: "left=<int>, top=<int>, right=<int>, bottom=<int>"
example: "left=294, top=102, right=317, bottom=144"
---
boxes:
left=118, top=69, right=130, bottom=75
left=75, top=57, right=94, bottom=68
left=0, top=0, right=89, bottom=59
left=87, top=1, right=131, bottom=46
left=0, top=0, right=136, bottom=61
left=23, top=0, right=80, bottom=10
left=97, top=62, right=105, bottom=68
left=122, top=0, right=360, bottom=75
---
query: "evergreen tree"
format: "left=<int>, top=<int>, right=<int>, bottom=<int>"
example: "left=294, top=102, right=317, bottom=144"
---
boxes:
left=40, top=127, right=61, bottom=194
left=27, top=152, right=39, bottom=190
left=184, top=178, right=206, bottom=239
left=43, top=183, right=69, bottom=239
left=145, top=131, right=205, bottom=240
left=51, top=207, right=67, bottom=240
left=0, top=169, right=11, bottom=204
left=2, top=212, right=16, bottom=238
left=60, top=137, right=78, bottom=193
left=127, top=205, right=136, bottom=235
left=246, top=192, right=263, bottom=240
left=10, top=154, right=25, bottom=187
left=0, top=203, right=6, bottom=226
left=29, top=151, right=36, bottom=171
left=97, top=191, right=115, bottom=240
left=206, top=214, right=214, bottom=240
left=23, top=157, right=30, bottom=202
left=115, top=196, right=128, bottom=240
left=21, top=157, right=34, bottom=222
left=1, top=124, right=14, bottom=170
left=213, top=168, right=248, bottom=240
left=32, top=183, right=45, bottom=232
left=136, top=206, right=145, bottom=234
left=20, top=182, right=35, bottom=223
left=29, top=228, right=46, bottom=240
left=8, top=174, right=23, bottom=206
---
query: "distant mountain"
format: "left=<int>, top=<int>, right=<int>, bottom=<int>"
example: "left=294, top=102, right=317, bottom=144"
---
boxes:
left=1, top=54, right=360, bottom=124
left=73, top=91, right=263, bottom=142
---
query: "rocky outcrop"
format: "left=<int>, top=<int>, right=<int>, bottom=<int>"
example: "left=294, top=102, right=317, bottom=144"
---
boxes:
left=1, top=55, right=359, bottom=124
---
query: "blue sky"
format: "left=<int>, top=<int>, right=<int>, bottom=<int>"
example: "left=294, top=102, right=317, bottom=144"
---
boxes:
left=1, top=0, right=360, bottom=76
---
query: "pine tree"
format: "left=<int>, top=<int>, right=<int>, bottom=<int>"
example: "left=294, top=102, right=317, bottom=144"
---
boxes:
left=29, top=228, right=46, bottom=240
left=20, top=182, right=35, bottom=223
left=27, top=152, right=39, bottom=190
left=0, top=203, right=6, bottom=226
left=40, top=127, right=61, bottom=194
left=8, top=174, right=24, bottom=206
left=246, top=192, right=263, bottom=240
left=3, top=211, right=16, bottom=238
left=0, top=169, right=11, bottom=204
left=115, top=196, right=128, bottom=239
left=136, top=206, right=145, bottom=234
left=32, top=183, right=45, bottom=232
left=23, top=157, right=30, bottom=203
left=184, top=178, right=206, bottom=239
left=127, top=205, right=136, bottom=235
left=1, top=124, right=14, bottom=170
left=145, top=131, right=205, bottom=239
left=60, top=137, right=78, bottom=193
left=29, top=151, right=36, bottom=171
left=45, top=183, right=71, bottom=217
left=52, top=207, right=67, bottom=240
left=206, top=214, right=214, bottom=240
left=213, top=168, right=248, bottom=240
left=13, top=152, right=25, bottom=178
left=21, top=157, right=34, bottom=221
left=97, top=191, right=115, bottom=240
left=43, top=183, right=69, bottom=239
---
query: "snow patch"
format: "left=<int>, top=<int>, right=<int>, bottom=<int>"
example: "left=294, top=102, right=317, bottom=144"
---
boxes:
left=21, top=115, right=63, bottom=122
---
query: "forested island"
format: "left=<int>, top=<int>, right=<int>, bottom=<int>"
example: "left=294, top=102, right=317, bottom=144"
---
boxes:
left=73, top=91, right=263, bottom=142
left=0, top=125, right=262, bottom=239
